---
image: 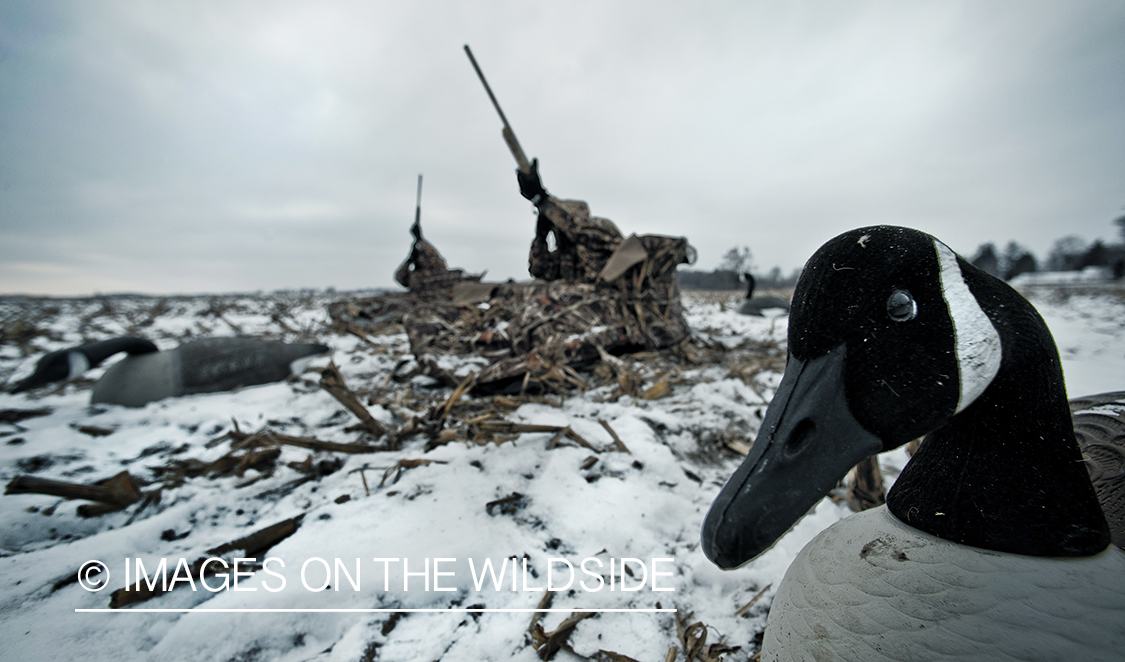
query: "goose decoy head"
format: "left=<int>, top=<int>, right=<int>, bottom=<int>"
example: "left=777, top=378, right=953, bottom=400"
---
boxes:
left=703, top=225, right=1109, bottom=569
left=9, top=349, right=78, bottom=393
left=9, top=337, right=158, bottom=393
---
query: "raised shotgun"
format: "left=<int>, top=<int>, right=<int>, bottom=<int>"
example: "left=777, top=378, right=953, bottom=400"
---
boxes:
left=414, top=173, right=422, bottom=227
left=410, top=173, right=423, bottom=240
left=464, top=44, right=531, bottom=174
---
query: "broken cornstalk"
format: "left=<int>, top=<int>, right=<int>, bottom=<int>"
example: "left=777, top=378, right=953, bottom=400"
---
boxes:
left=734, top=584, right=771, bottom=617
left=319, top=361, right=389, bottom=438
left=6, top=471, right=142, bottom=516
left=846, top=456, right=886, bottom=512
left=597, top=419, right=630, bottom=453
left=527, top=589, right=595, bottom=660
left=109, top=515, right=304, bottom=608
left=226, top=428, right=383, bottom=454
left=476, top=420, right=600, bottom=452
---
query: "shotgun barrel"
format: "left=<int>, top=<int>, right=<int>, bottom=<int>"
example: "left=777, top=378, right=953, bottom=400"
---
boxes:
left=464, top=44, right=531, bottom=173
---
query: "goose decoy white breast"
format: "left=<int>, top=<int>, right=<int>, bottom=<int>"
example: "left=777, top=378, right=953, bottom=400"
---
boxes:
left=11, top=336, right=330, bottom=407
left=736, top=273, right=790, bottom=316
left=701, top=226, right=1125, bottom=661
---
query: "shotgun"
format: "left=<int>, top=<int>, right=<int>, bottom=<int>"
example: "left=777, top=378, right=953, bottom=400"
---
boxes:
left=410, top=173, right=423, bottom=240
left=464, top=44, right=531, bottom=174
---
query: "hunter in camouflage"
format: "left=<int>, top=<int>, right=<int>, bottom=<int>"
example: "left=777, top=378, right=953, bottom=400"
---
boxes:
left=519, top=158, right=625, bottom=283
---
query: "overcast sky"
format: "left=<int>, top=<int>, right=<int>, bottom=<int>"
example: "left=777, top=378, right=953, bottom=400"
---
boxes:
left=1, top=1, right=1123, bottom=296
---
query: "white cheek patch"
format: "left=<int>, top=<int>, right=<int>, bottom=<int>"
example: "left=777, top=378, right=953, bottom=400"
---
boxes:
left=289, top=352, right=328, bottom=376
left=67, top=351, right=91, bottom=380
left=935, top=241, right=1002, bottom=412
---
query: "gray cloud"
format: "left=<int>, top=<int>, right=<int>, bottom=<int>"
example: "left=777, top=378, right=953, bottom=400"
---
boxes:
left=1, top=0, right=1123, bottom=295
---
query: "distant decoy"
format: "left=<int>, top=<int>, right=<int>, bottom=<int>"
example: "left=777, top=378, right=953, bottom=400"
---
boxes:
left=10, top=336, right=330, bottom=407
left=735, top=273, right=790, bottom=316
left=702, top=226, right=1125, bottom=660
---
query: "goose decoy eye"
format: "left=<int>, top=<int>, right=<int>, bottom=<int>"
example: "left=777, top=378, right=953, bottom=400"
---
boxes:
left=886, top=289, right=917, bottom=322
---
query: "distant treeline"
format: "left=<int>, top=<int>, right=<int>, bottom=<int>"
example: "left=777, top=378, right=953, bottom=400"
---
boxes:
left=677, top=267, right=799, bottom=291
left=684, top=216, right=1125, bottom=289
left=677, top=245, right=801, bottom=291
left=969, top=220, right=1125, bottom=281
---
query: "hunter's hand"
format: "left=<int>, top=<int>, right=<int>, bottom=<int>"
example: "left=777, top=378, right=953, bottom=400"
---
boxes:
left=518, top=158, right=548, bottom=205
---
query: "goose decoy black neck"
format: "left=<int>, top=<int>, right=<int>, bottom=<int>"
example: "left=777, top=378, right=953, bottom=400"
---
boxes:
left=743, top=272, right=756, bottom=299
left=736, top=273, right=790, bottom=317
left=885, top=275, right=1106, bottom=555
left=703, top=225, right=1110, bottom=569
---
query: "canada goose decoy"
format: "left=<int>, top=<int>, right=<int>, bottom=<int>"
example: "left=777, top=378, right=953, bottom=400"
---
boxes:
left=736, top=273, right=790, bottom=316
left=10, top=336, right=330, bottom=407
left=701, top=226, right=1125, bottom=660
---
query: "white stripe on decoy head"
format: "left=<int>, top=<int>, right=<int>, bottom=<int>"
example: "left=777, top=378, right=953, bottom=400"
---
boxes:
left=934, top=240, right=1001, bottom=413
left=66, top=351, right=90, bottom=380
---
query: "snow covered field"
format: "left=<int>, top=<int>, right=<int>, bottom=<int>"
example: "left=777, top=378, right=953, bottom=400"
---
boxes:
left=0, top=284, right=1121, bottom=662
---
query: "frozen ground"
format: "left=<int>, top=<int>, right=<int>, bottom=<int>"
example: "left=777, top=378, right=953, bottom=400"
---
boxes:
left=0, top=284, right=1121, bottom=662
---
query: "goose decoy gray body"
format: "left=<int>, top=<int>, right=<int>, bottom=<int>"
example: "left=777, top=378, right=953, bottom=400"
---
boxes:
left=1070, top=391, right=1125, bottom=549
left=11, top=336, right=330, bottom=407
left=701, top=226, right=1125, bottom=660
left=736, top=273, right=790, bottom=316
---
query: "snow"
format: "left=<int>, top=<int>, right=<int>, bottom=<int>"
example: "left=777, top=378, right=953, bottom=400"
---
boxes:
left=1009, top=267, right=1115, bottom=287
left=0, top=285, right=1122, bottom=661
left=1018, top=286, right=1125, bottom=396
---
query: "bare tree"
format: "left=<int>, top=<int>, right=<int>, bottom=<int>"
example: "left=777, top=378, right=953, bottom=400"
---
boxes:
left=717, top=246, right=753, bottom=274
left=1081, top=240, right=1110, bottom=269
left=1046, top=235, right=1087, bottom=271
left=971, top=243, right=1000, bottom=277
left=1001, top=241, right=1037, bottom=280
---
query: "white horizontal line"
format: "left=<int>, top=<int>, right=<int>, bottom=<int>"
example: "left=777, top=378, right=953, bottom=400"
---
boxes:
left=79, top=612, right=679, bottom=616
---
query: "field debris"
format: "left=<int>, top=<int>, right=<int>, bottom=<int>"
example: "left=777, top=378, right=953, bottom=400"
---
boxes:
left=676, top=609, right=741, bottom=662
left=319, top=361, right=390, bottom=439
left=71, top=423, right=115, bottom=437
left=222, top=426, right=383, bottom=455
left=846, top=456, right=887, bottom=512
left=151, top=441, right=281, bottom=488
left=485, top=491, right=526, bottom=516
left=1, top=406, right=53, bottom=429
left=332, top=210, right=696, bottom=398
left=734, top=585, right=771, bottom=618
left=6, top=470, right=143, bottom=516
left=531, top=608, right=595, bottom=660
left=599, top=419, right=631, bottom=453
left=526, top=590, right=596, bottom=660
left=379, top=457, right=448, bottom=487
left=108, top=514, right=304, bottom=608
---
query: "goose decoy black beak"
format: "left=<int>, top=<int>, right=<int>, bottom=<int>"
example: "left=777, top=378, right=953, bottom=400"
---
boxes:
left=701, top=345, right=883, bottom=568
